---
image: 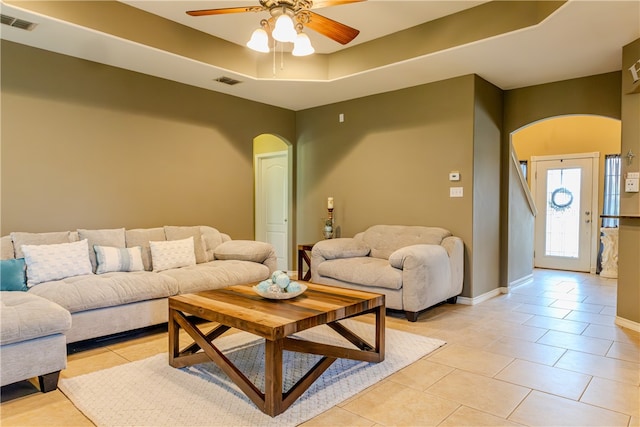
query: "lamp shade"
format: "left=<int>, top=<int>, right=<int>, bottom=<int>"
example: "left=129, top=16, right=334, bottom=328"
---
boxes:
left=246, top=28, right=269, bottom=53
left=292, top=32, right=315, bottom=56
left=272, top=14, right=296, bottom=43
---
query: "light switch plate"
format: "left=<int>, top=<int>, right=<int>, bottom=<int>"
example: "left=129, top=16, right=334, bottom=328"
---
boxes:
left=450, top=187, right=463, bottom=197
left=627, top=172, right=640, bottom=179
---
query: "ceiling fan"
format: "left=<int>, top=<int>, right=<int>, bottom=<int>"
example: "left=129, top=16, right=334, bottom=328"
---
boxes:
left=186, top=0, right=365, bottom=55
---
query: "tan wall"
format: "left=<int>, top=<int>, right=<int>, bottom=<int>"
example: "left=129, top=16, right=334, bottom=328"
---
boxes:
left=618, top=38, right=640, bottom=324
left=0, top=41, right=296, bottom=238
left=512, top=115, right=622, bottom=220
left=296, top=75, right=500, bottom=298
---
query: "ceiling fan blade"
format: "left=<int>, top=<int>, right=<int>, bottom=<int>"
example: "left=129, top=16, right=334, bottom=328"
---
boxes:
left=186, top=6, right=263, bottom=17
left=311, top=0, right=366, bottom=9
left=304, top=11, right=360, bottom=45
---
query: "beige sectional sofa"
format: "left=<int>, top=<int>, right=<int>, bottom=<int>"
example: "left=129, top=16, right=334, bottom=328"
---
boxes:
left=311, top=225, right=464, bottom=321
left=0, top=225, right=276, bottom=391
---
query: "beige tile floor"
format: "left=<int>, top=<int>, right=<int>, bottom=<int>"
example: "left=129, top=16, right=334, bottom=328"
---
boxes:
left=1, top=269, right=639, bottom=426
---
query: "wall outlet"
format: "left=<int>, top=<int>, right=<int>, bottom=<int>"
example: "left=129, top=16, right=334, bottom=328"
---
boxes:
left=450, top=187, right=463, bottom=197
left=625, top=178, right=639, bottom=192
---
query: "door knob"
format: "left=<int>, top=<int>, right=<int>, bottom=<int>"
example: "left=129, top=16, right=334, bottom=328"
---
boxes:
left=585, top=211, right=591, bottom=215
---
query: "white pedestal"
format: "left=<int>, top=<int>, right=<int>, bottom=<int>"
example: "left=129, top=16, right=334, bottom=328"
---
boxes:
left=600, top=227, right=619, bottom=279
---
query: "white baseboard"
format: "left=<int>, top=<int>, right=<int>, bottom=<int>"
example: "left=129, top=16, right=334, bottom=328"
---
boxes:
left=457, top=288, right=502, bottom=306
left=499, top=274, right=534, bottom=294
left=615, top=316, right=640, bottom=332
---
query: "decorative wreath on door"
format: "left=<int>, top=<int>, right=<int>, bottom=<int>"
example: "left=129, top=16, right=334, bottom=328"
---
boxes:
left=549, top=187, right=574, bottom=212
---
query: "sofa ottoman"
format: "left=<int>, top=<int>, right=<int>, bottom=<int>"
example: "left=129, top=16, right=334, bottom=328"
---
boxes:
left=0, top=291, right=72, bottom=392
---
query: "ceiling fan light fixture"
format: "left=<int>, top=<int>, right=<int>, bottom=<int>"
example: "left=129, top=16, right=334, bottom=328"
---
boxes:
left=246, top=28, right=269, bottom=53
left=272, top=13, right=296, bottom=43
left=292, top=32, right=314, bottom=56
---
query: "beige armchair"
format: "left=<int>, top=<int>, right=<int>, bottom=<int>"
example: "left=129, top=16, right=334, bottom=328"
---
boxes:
left=311, top=225, right=464, bottom=321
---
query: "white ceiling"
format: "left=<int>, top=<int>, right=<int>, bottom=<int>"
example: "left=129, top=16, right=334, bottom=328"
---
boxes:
left=1, top=0, right=638, bottom=111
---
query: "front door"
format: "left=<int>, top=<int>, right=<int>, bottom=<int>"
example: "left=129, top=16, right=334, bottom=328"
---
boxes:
left=255, top=151, right=289, bottom=270
left=532, top=154, right=598, bottom=272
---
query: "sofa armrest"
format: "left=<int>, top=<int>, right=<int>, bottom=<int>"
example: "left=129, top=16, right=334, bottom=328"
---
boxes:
left=312, top=238, right=370, bottom=261
left=310, top=238, right=370, bottom=282
left=441, top=236, right=464, bottom=295
left=213, top=240, right=277, bottom=273
left=388, top=244, right=453, bottom=313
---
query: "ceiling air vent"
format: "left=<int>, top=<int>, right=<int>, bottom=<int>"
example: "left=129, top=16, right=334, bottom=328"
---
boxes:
left=1, top=14, right=37, bottom=31
left=214, top=76, right=242, bottom=86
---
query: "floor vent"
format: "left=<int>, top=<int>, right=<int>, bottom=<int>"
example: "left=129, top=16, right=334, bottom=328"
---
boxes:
left=214, top=76, right=242, bottom=86
left=1, top=14, right=37, bottom=31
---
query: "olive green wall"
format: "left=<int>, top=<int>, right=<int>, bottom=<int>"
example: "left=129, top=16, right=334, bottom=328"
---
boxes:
left=618, top=38, right=640, bottom=325
left=0, top=41, right=296, bottom=238
left=472, top=76, right=503, bottom=297
left=295, top=75, right=503, bottom=298
left=501, top=72, right=622, bottom=290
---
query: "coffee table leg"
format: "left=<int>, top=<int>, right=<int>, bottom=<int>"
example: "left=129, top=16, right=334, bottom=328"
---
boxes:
left=264, top=339, right=284, bottom=417
left=168, top=307, right=180, bottom=365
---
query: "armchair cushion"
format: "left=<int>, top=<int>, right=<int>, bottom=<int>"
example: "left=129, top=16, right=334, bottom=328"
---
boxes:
left=316, top=257, right=402, bottom=290
left=362, top=225, right=452, bottom=259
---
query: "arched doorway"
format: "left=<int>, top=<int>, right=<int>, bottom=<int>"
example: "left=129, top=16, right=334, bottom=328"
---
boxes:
left=253, top=134, right=293, bottom=270
left=512, top=115, right=621, bottom=273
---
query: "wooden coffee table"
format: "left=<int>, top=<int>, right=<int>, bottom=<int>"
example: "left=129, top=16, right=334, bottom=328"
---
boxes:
left=168, top=282, right=385, bottom=417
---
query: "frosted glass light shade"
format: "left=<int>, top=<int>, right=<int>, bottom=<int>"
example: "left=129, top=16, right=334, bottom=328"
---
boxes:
left=246, top=28, right=269, bottom=53
left=272, top=14, right=296, bottom=43
left=292, top=32, right=315, bottom=56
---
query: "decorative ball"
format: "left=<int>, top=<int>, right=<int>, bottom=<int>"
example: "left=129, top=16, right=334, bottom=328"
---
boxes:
left=286, top=281, right=301, bottom=293
left=267, top=283, right=283, bottom=293
left=256, top=280, right=271, bottom=292
left=275, top=274, right=290, bottom=289
left=271, top=270, right=285, bottom=282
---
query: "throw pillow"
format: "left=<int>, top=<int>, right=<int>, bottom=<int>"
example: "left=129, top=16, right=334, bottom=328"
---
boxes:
left=94, top=245, right=144, bottom=274
left=10, top=231, right=71, bottom=259
left=78, top=228, right=126, bottom=273
left=149, top=237, right=196, bottom=272
left=21, top=239, right=94, bottom=286
left=0, top=258, right=28, bottom=291
left=163, top=226, right=207, bottom=264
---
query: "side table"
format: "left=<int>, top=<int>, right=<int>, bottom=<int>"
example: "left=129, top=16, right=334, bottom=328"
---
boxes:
left=297, top=244, right=314, bottom=281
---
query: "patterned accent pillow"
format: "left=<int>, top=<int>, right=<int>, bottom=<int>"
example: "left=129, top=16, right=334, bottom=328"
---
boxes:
left=21, top=239, right=93, bottom=286
left=149, top=237, right=196, bottom=272
left=94, top=245, right=144, bottom=274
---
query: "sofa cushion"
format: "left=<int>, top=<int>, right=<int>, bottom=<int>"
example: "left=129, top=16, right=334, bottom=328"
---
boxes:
left=213, top=240, right=274, bottom=263
left=22, top=240, right=94, bottom=286
left=316, top=257, right=403, bottom=290
left=125, top=228, right=166, bottom=271
left=0, top=292, right=72, bottom=345
left=10, top=231, right=71, bottom=259
left=95, top=245, right=144, bottom=274
left=78, top=228, right=126, bottom=272
left=0, top=259, right=28, bottom=292
left=164, top=226, right=207, bottom=264
left=200, top=226, right=227, bottom=261
left=161, top=260, right=270, bottom=294
left=361, top=225, right=452, bottom=259
left=150, top=237, right=196, bottom=272
left=1, top=236, right=15, bottom=260
left=26, top=271, right=179, bottom=313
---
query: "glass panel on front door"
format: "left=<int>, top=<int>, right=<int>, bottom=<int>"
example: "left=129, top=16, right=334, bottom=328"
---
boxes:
left=544, top=167, right=582, bottom=258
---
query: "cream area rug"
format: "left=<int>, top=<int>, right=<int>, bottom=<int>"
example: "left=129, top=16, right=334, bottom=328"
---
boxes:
left=59, top=320, right=445, bottom=427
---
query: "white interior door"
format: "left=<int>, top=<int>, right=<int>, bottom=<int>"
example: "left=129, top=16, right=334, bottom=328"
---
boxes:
left=532, top=154, right=598, bottom=272
left=255, top=151, right=288, bottom=270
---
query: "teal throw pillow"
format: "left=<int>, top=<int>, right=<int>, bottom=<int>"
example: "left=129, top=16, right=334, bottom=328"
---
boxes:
left=0, top=258, right=28, bottom=291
